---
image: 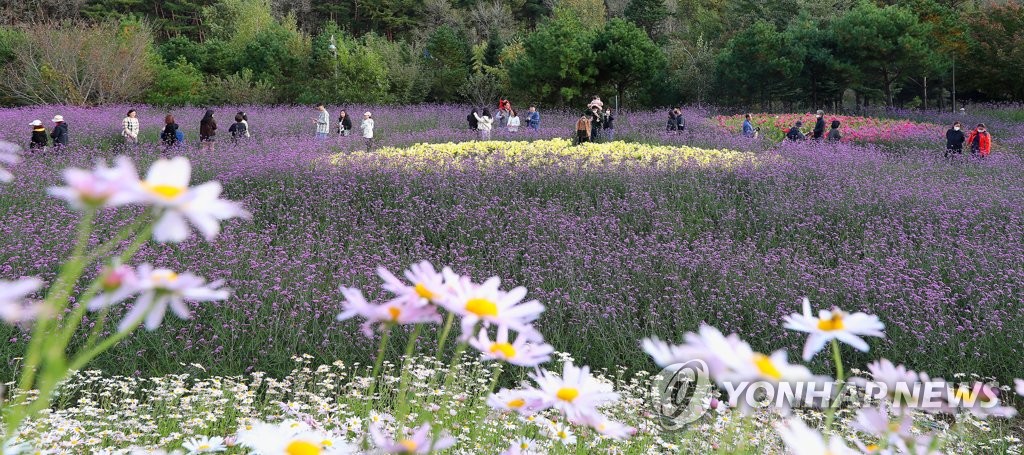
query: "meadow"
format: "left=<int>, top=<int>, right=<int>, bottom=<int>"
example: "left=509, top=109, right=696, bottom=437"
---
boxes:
left=0, top=104, right=1022, bottom=453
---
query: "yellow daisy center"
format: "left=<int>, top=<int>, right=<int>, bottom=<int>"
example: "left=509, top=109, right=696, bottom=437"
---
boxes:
left=143, top=183, right=186, bottom=200
left=387, top=306, right=401, bottom=321
left=520, top=442, right=530, bottom=449
left=753, top=353, right=782, bottom=380
left=399, top=439, right=418, bottom=452
left=507, top=398, right=526, bottom=408
left=152, top=271, right=179, bottom=282
left=866, top=444, right=880, bottom=452
left=490, top=342, right=517, bottom=358
left=198, top=445, right=211, bottom=450
left=817, top=313, right=844, bottom=331
left=321, top=439, right=334, bottom=447
left=557, top=430, right=568, bottom=439
left=414, top=283, right=435, bottom=300
left=887, top=422, right=901, bottom=432
left=465, top=297, right=498, bottom=317
left=556, top=387, right=579, bottom=402
left=285, top=440, right=321, bottom=455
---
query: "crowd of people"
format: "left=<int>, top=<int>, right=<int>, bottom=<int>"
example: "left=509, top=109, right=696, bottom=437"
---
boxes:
left=20, top=103, right=1000, bottom=160
left=741, top=109, right=994, bottom=159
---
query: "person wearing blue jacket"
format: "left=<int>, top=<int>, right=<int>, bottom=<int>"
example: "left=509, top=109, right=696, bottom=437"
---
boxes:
left=742, top=114, right=755, bottom=138
left=527, top=106, right=540, bottom=130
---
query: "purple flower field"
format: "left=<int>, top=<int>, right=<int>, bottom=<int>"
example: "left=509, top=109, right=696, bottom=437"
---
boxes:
left=0, top=104, right=1021, bottom=382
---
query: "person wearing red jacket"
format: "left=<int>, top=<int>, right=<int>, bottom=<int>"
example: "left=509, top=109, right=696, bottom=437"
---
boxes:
left=966, top=123, right=992, bottom=157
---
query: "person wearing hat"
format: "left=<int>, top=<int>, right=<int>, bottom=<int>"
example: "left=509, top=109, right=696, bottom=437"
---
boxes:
left=50, top=115, right=68, bottom=148
left=786, top=121, right=806, bottom=141
left=361, top=112, right=374, bottom=151
left=29, top=120, right=47, bottom=151
left=811, top=110, right=826, bottom=140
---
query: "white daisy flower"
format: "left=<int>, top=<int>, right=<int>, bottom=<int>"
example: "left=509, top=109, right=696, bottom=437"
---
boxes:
left=783, top=298, right=885, bottom=361
left=530, top=362, right=619, bottom=421
left=336, top=287, right=441, bottom=337
left=776, top=417, right=860, bottom=455
left=377, top=261, right=450, bottom=306
left=182, top=435, right=226, bottom=453
left=470, top=325, right=553, bottom=367
left=0, top=140, right=20, bottom=182
left=486, top=388, right=546, bottom=415
left=442, top=272, right=544, bottom=341
left=369, top=422, right=455, bottom=453
left=133, top=157, right=250, bottom=243
left=500, top=438, right=540, bottom=455
left=542, top=421, right=576, bottom=445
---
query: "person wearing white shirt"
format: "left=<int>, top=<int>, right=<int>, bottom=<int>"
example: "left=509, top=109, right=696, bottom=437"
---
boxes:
left=361, top=112, right=375, bottom=151
left=474, top=108, right=493, bottom=141
left=507, top=109, right=521, bottom=133
left=314, top=103, right=330, bottom=140
left=122, top=109, right=139, bottom=144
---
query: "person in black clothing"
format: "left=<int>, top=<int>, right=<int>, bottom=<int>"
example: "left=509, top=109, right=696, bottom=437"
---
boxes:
left=50, top=115, right=68, bottom=148
left=812, top=110, right=826, bottom=140
left=29, top=120, right=47, bottom=151
left=603, top=108, right=615, bottom=142
left=945, top=121, right=966, bottom=159
left=667, top=110, right=677, bottom=132
left=161, top=115, right=179, bottom=147
left=467, top=109, right=479, bottom=130
left=674, top=108, right=686, bottom=132
left=826, top=120, right=842, bottom=142
left=589, top=106, right=603, bottom=143
left=199, top=110, right=216, bottom=152
left=228, top=113, right=248, bottom=144
left=786, top=121, right=806, bottom=141
left=338, top=110, right=353, bottom=136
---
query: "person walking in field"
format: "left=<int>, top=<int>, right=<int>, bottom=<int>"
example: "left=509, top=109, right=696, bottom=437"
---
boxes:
left=474, top=108, right=494, bottom=141
left=742, top=114, right=755, bottom=138
left=161, top=115, right=180, bottom=147
left=361, top=112, right=375, bottom=152
left=50, top=115, right=68, bottom=148
left=314, top=104, right=331, bottom=140
left=467, top=108, right=479, bottom=130
left=575, top=114, right=591, bottom=145
left=966, top=123, right=991, bottom=157
left=507, top=109, right=521, bottom=133
left=228, top=113, right=248, bottom=144
left=199, top=110, right=217, bottom=152
left=827, top=120, right=842, bottom=142
left=29, top=120, right=47, bottom=151
left=237, top=111, right=251, bottom=137
left=603, top=108, right=615, bottom=142
left=945, top=121, right=965, bottom=159
left=812, top=110, right=826, bottom=140
left=122, top=109, right=140, bottom=144
left=338, top=110, right=352, bottom=137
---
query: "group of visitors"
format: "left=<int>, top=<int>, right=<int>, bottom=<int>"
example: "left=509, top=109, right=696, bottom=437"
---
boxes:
left=193, top=110, right=252, bottom=151
left=779, top=110, right=843, bottom=142
left=26, top=115, right=69, bottom=151
left=574, top=96, right=615, bottom=145
left=467, top=97, right=540, bottom=139
left=945, top=122, right=991, bottom=158
left=313, top=104, right=375, bottom=150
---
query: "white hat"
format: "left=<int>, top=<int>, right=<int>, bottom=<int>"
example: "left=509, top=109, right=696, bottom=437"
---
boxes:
left=51, top=115, right=64, bottom=123
left=363, top=112, right=372, bottom=116
left=29, top=120, right=42, bottom=126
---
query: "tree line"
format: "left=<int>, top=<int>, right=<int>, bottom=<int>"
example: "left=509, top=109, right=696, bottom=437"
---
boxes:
left=0, top=0, right=1021, bottom=109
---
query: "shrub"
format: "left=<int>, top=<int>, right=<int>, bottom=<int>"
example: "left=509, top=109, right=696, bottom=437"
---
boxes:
left=146, top=57, right=208, bottom=107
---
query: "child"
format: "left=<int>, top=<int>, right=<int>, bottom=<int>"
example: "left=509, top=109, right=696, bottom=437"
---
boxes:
left=826, top=120, right=842, bottom=142
left=228, top=113, right=248, bottom=144
left=29, top=120, right=47, bottom=151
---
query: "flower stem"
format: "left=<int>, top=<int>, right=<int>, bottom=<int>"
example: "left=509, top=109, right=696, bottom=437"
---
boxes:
left=435, top=312, right=455, bottom=358
left=442, top=342, right=468, bottom=390
left=366, top=325, right=394, bottom=401
left=824, top=339, right=846, bottom=432
left=394, top=324, right=423, bottom=423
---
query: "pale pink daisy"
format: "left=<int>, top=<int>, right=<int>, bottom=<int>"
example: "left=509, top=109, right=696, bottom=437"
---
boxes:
left=47, top=157, right=139, bottom=209
left=377, top=261, right=450, bottom=306
left=0, top=277, right=43, bottom=324
left=580, top=413, right=635, bottom=440
left=0, top=140, right=19, bottom=182
left=470, top=325, right=553, bottom=366
left=86, top=262, right=139, bottom=311
left=88, top=264, right=230, bottom=332
left=642, top=326, right=755, bottom=377
left=783, top=298, right=885, bottom=361
left=1015, top=379, right=1024, bottom=397
left=336, top=286, right=441, bottom=337
left=852, top=407, right=914, bottom=450
left=370, top=422, right=455, bottom=453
